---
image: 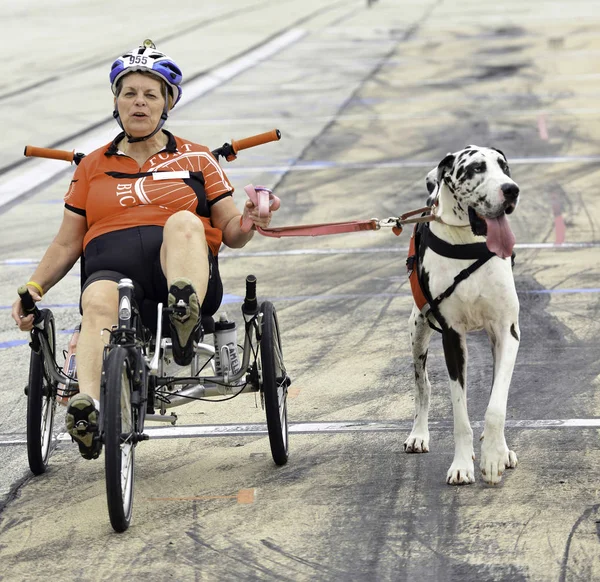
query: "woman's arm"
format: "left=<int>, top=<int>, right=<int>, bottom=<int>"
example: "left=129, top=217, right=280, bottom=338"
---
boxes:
left=12, top=208, right=87, bottom=330
left=211, top=195, right=275, bottom=249
left=28, top=208, right=87, bottom=293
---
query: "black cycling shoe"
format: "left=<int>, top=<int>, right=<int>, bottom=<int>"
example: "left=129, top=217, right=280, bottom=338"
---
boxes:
left=65, top=393, right=101, bottom=460
left=168, top=278, right=201, bottom=366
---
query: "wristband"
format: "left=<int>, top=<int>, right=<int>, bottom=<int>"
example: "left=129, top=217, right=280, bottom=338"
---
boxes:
left=26, top=281, right=44, bottom=298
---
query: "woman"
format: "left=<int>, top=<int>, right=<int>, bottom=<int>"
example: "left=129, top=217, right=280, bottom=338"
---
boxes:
left=11, top=40, right=277, bottom=459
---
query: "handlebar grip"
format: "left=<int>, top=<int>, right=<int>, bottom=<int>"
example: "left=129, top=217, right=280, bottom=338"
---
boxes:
left=231, top=129, right=281, bottom=154
left=24, top=145, right=75, bottom=163
left=242, top=274, right=258, bottom=315
left=18, top=285, right=38, bottom=315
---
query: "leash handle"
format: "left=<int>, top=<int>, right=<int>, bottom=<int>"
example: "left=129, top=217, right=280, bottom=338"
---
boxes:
left=241, top=184, right=281, bottom=233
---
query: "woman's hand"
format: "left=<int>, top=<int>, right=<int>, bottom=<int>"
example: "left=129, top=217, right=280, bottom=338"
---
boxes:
left=240, top=186, right=281, bottom=232
left=11, top=287, right=41, bottom=332
left=241, top=199, right=272, bottom=230
left=214, top=187, right=280, bottom=248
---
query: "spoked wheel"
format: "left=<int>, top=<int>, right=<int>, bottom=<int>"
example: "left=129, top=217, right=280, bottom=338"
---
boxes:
left=259, top=301, right=289, bottom=466
left=103, top=347, right=136, bottom=533
left=26, top=309, right=57, bottom=475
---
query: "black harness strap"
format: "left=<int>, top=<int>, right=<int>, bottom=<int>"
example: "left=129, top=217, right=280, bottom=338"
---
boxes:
left=421, top=225, right=495, bottom=261
left=430, top=254, right=495, bottom=307
left=416, top=223, right=497, bottom=333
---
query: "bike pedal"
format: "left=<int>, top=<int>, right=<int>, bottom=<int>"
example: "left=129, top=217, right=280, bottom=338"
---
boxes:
left=74, top=420, right=91, bottom=434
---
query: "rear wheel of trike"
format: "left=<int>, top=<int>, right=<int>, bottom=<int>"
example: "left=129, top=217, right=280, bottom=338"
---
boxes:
left=26, top=309, right=57, bottom=475
left=259, top=301, right=289, bottom=466
left=102, top=346, right=136, bottom=532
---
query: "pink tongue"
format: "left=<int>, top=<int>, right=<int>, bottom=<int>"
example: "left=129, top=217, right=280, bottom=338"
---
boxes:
left=484, top=214, right=516, bottom=258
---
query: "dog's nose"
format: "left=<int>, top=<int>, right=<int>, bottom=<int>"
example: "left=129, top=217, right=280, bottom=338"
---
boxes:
left=501, top=183, right=520, bottom=201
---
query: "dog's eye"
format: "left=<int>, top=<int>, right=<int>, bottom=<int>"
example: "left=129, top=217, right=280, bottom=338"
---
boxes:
left=472, top=164, right=485, bottom=173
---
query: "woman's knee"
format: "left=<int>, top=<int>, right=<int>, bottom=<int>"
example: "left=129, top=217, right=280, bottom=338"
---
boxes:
left=164, top=211, right=205, bottom=239
left=81, top=280, right=118, bottom=321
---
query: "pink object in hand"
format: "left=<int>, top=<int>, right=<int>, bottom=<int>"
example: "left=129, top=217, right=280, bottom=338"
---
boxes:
left=241, top=184, right=281, bottom=233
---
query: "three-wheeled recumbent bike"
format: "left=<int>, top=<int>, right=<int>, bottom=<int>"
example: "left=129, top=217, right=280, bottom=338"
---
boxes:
left=19, top=130, right=291, bottom=532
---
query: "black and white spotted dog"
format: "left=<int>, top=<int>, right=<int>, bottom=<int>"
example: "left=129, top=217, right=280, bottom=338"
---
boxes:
left=404, top=145, right=520, bottom=485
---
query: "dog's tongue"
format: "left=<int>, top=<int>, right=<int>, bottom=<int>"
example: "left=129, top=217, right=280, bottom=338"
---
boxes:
left=484, top=214, right=515, bottom=258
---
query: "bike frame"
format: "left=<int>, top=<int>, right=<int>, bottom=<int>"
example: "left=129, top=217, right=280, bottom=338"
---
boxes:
left=100, top=277, right=265, bottom=428
left=29, top=315, right=74, bottom=392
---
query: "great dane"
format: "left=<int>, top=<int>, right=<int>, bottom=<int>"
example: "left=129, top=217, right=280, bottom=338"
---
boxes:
left=404, top=145, right=520, bottom=485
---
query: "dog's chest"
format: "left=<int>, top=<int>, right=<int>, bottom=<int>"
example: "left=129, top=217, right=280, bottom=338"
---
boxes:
left=421, top=250, right=518, bottom=329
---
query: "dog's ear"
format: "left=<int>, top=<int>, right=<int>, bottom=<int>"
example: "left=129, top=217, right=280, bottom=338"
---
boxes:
left=425, top=168, right=438, bottom=194
left=436, top=153, right=455, bottom=185
left=491, top=147, right=511, bottom=176
left=425, top=169, right=438, bottom=206
left=491, top=147, right=507, bottom=160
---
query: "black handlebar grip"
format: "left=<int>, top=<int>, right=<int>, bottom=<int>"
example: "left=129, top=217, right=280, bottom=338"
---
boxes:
left=243, top=274, right=258, bottom=315
left=18, top=285, right=38, bottom=315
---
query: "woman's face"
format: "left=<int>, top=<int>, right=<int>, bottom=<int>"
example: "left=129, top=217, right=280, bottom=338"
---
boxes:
left=116, top=72, right=166, bottom=138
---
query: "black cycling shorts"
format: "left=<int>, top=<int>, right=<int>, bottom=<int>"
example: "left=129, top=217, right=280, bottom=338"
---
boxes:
left=82, top=225, right=223, bottom=320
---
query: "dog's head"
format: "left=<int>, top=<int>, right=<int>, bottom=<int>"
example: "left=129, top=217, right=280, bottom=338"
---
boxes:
left=427, top=145, right=520, bottom=258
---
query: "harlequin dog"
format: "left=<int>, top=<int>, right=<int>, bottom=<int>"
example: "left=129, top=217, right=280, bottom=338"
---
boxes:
left=404, top=145, right=520, bottom=485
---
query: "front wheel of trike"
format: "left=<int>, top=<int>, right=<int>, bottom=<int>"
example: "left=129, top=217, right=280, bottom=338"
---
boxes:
left=26, top=309, right=57, bottom=476
left=259, top=301, right=289, bottom=466
left=102, top=346, right=136, bottom=532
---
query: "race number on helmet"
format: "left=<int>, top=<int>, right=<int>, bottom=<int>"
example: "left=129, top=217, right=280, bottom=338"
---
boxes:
left=109, top=39, right=183, bottom=107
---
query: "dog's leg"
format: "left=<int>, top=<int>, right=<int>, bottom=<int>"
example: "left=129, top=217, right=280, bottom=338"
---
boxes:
left=442, top=326, right=475, bottom=485
left=404, top=306, right=433, bottom=453
left=480, top=321, right=520, bottom=484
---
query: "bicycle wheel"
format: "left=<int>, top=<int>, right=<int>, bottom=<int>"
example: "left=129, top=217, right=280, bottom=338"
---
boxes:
left=103, top=346, right=135, bottom=532
left=26, top=309, right=57, bottom=475
left=259, top=301, right=289, bottom=466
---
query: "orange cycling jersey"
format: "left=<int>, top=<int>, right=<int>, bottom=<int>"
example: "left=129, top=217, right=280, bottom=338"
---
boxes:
left=64, top=131, right=234, bottom=256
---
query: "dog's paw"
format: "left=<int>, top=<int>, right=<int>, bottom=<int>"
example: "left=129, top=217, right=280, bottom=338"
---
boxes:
left=446, top=460, right=475, bottom=485
left=480, top=448, right=518, bottom=485
left=403, top=432, right=430, bottom=453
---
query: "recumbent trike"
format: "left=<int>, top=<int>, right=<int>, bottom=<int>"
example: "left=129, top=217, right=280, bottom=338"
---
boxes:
left=19, top=130, right=291, bottom=533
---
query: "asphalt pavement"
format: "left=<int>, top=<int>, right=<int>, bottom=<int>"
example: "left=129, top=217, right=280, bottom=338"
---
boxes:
left=1, top=1, right=600, bottom=581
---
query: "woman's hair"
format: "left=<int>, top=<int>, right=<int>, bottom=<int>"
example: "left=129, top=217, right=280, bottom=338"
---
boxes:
left=115, top=70, right=174, bottom=109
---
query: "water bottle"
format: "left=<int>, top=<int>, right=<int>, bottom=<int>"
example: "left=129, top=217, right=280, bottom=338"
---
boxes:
left=213, top=313, right=240, bottom=375
left=57, top=323, right=81, bottom=405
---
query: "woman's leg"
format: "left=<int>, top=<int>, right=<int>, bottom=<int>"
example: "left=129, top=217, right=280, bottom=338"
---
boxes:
left=77, top=279, right=119, bottom=400
left=160, top=211, right=209, bottom=299
left=160, top=211, right=210, bottom=366
left=66, top=279, right=118, bottom=459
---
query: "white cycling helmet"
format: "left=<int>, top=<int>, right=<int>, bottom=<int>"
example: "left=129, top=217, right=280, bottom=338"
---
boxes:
left=110, top=40, right=183, bottom=142
left=110, top=39, right=183, bottom=106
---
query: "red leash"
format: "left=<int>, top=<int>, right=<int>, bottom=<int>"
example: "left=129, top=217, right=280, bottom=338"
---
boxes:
left=242, top=184, right=434, bottom=238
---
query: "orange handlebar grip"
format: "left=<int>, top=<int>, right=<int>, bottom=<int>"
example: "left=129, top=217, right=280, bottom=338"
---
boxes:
left=24, top=146, right=75, bottom=163
left=231, top=129, right=281, bottom=154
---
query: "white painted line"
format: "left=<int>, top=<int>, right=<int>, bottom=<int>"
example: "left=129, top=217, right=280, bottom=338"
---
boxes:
left=177, top=29, right=305, bottom=106
left=0, top=29, right=306, bottom=210
left=0, top=418, right=589, bottom=446
left=219, top=241, right=600, bottom=259
left=3, top=241, right=598, bottom=267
